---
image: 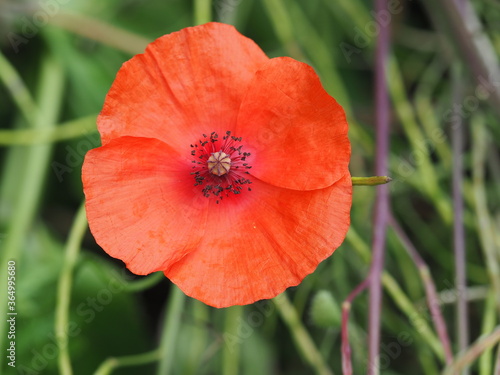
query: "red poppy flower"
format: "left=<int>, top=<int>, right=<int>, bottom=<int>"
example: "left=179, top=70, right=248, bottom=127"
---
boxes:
left=82, top=22, right=351, bottom=308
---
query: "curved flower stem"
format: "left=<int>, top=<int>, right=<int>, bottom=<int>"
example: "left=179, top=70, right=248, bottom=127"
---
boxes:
left=273, top=293, right=333, bottom=375
left=367, top=0, right=391, bottom=373
left=157, top=286, right=186, bottom=375
left=93, top=349, right=160, bottom=375
left=442, top=327, right=500, bottom=375
left=194, top=0, right=212, bottom=25
left=0, top=51, right=38, bottom=124
left=55, top=203, right=88, bottom=375
left=223, top=305, right=243, bottom=375
left=389, top=215, right=454, bottom=364
left=121, top=272, right=165, bottom=293
left=81, top=260, right=165, bottom=293
left=0, top=114, right=97, bottom=146
left=351, top=176, right=392, bottom=186
left=0, top=54, right=63, bottom=370
left=341, top=278, right=370, bottom=375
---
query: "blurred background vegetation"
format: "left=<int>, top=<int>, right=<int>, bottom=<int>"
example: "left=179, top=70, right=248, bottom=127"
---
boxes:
left=1, top=0, right=499, bottom=374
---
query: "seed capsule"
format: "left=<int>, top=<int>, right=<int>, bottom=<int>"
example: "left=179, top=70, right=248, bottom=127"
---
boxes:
left=207, top=151, right=231, bottom=176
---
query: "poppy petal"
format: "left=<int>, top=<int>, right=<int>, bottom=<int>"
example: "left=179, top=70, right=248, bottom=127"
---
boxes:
left=98, top=22, right=269, bottom=148
left=82, top=136, right=208, bottom=274
left=236, top=57, right=350, bottom=191
left=164, top=173, right=352, bottom=308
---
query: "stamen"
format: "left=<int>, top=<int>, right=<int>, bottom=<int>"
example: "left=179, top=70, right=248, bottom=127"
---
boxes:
left=190, top=131, right=253, bottom=201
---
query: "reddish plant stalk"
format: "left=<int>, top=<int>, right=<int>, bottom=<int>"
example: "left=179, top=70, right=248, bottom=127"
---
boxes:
left=341, top=278, right=370, bottom=375
left=367, top=0, right=391, bottom=373
left=494, top=347, right=500, bottom=374
left=389, top=215, right=454, bottom=363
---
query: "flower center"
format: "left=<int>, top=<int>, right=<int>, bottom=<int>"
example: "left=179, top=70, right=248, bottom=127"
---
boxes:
left=207, top=151, right=231, bottom=176
left=190, top=131, right=252, bottom=203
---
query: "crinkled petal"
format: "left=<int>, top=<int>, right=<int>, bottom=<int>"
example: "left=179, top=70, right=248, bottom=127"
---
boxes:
left=164, top=173, right=352, bottom=308
left=98, top=22, right=269, bottom=148
left=82, top=136, right=209, bottom=274
left=236, top=57, right=350, bottom=191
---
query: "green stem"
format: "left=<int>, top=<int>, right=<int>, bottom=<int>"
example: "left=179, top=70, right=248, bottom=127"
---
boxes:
left=471, top=114, right=500, bottom=313
left=389, top=216, right=453, bottom=363
left=121, top=272, right=165, bottom=293
left=323, top=0, right=371, bottom=30
left=351, top=176, right=392, bottom=186
left=0, top=54, right=64, bottom=370
left=0, top=114, right=97, bottom=146
left=93, top=349, right=160, bottom=375
left=442, top=327, right=500, bottom=375
left=156, top=286, right=186, bottom=375
left=194, top=0, right=212, bottom=25
left=380, top=272, right=445, bottom=360
left=223, top=305, right=243, bottom=375
left=388, top=56, right=452, bottom=223
left=413, top=57, right=452, bottom=167
left=55, top=203, right=88, bottom=375
left=479, top=290, right=497, bottom=375
left=346, top=228, right=445, bottom=361
left=0, top=51, right=38, bottom=125
left=50, top=11, right=150, bottom=54
left=185, top=301, right=209, bottom=375
left=81, top=258, right=164, bottom=293
left=273, top=293, right=333, bottom=375
left=261, top=0, right=306, bottom=61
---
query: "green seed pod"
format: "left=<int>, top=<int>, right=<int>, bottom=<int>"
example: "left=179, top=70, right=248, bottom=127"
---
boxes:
left=310, top=290, right=341, bottom=328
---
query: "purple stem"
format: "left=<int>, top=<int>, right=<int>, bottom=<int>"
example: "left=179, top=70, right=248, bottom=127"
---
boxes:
left=341, top=278, right=370, bottom=375
left=367, top=0, right=391, bottom=373
left=452, top=0, right=469, bottom=365
left=439, top=0, right=500, bottom=114
left=389, top=215, right=454, bottom=364
left=452, top=67, right=468, bottom=357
